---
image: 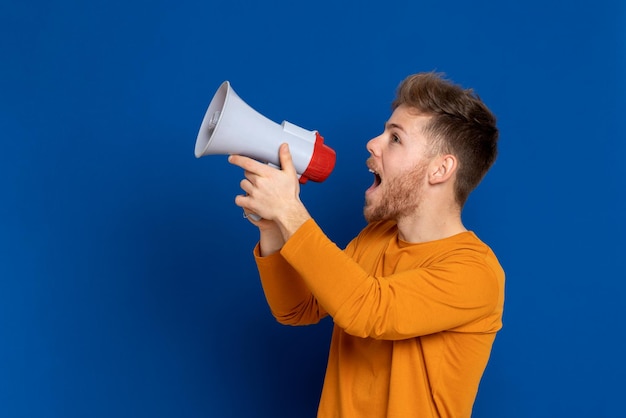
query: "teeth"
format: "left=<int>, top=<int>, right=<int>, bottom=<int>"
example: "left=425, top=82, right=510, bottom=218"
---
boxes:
left=369, top=169, right=378, bottom=175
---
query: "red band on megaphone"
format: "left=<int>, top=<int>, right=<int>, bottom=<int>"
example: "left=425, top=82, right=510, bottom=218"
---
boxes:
left=300, top=132, right=336, bottom=184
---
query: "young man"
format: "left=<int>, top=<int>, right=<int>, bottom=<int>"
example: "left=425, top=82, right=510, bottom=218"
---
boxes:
left=228, top=72, right=504, bottom=418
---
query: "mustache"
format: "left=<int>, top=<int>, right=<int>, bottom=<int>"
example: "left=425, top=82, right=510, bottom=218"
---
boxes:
left=366, top=157, right=377, bottom=172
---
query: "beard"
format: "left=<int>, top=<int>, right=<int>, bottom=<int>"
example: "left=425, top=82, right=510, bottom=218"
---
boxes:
left=364, top=161, right=428, bottom=223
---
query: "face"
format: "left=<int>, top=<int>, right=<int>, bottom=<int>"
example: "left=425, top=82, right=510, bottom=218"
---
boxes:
left=364, top=106, right=434, bottom=223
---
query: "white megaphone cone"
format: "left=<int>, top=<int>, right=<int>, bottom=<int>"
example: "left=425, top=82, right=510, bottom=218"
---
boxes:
left=195, top=81, right=336, bottom=184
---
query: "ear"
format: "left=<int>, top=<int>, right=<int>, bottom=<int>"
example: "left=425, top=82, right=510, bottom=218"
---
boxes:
left=428, top=154, right=457, bottom=185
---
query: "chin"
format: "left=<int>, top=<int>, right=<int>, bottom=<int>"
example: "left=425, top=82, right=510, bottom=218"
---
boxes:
left=363, top=206, right=385, bottom=223
left=363, top=207, right=374, bottom=223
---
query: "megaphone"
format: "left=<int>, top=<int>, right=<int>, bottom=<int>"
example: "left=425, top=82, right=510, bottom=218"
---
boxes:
left=195, top=81, right=336, bottom=184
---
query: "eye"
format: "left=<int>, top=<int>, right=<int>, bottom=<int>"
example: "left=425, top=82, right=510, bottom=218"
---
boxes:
left=391, top=134, right=401, bottom=144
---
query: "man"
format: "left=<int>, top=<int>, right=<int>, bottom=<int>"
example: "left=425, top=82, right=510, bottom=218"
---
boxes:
left=228, top=72, right=504, bottom=418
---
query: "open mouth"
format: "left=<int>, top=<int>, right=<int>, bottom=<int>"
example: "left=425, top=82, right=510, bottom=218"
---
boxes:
left=367, top=167, right=382, bottom=193
left=369, top=168, right=381, bottom=186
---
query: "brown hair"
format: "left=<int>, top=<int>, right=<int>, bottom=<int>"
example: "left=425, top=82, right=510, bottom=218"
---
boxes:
left=392, top=72, right=499, bottom=207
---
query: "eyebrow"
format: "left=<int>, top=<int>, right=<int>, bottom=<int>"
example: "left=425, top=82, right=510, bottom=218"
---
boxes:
left=385, top=122, right=406, bottom=133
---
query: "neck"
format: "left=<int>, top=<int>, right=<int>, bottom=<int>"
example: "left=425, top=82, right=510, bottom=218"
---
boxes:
left=395, top=206, right=466, bottom=243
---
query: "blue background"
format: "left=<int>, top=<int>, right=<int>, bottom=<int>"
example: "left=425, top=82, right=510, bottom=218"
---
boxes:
left=1, top=0, right=624, bottom=417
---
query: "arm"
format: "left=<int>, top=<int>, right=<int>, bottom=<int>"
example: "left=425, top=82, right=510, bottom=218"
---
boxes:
left=228, top=144, right=327, bottom=324
left=280, top=220, right=503, bottom=340
left=254, top=245, right=328, bottom=325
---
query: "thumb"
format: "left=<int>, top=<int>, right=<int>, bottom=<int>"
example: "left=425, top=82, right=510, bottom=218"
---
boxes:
left=279, top=143, right=298, bottom=177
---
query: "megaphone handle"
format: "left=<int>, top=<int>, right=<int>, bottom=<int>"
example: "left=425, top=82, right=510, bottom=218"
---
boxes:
left=246, top=212, right=262, bottom=222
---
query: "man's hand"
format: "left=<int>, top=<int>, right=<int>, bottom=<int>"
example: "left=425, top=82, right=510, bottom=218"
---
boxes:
left=228, top=143, right=312, bottom=247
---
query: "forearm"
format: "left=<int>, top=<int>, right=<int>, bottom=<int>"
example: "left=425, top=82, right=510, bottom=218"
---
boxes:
left=278, top=220, right=370, bottom=322
left=258, top=225, right=285, bottom=256
left=254, top=244, right=327, bottom=325
left=275, top=202, right=312, bottom=245
left=257, top=201, right=311, bottom=256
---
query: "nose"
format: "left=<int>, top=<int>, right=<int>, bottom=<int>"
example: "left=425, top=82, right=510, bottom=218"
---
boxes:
left=366, top=134, right=381, bottom=156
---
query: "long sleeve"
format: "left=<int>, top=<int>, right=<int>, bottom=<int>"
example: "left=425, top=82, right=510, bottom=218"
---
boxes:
left=254, top=243, right=328, bottom=325
left=278, top=219, right=503, bottom=340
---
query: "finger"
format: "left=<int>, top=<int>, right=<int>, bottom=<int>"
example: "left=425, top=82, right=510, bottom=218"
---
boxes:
left=228, top=154, right=268, bottom=176
left=243, top=169, right=264, bottom=186
left=239, top=178, right=255, bottom=195
left=238, top=198, right=263, bottom=223
left=234, top=192, right=250, bottom=209
left=278, top=143, right=298, bottom=177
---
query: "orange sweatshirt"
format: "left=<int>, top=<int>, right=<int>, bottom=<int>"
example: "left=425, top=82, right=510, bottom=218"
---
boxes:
left=254, top=219, right=505, bottom=418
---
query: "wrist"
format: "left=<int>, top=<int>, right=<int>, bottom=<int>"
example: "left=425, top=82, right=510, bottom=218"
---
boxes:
left=277, top=207, right=312, bottom=243
left=259, top=225, right=284, bottom=257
